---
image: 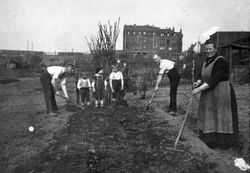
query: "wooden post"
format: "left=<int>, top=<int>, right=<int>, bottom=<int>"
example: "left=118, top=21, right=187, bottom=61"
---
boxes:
left=191, top=51, right=195, bottom=87
left=74, top=56, right=80, bottom=104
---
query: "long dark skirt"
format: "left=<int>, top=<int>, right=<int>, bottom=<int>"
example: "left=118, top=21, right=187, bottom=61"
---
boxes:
left=199, top=84, right=238, bottom=148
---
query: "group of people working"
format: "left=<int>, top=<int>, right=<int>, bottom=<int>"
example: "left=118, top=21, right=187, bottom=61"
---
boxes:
left=40, top=39, right=238, bottom=149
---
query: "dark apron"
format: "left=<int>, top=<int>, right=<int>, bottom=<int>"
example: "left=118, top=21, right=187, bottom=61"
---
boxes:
left=198, top=56, right=233, bottom=134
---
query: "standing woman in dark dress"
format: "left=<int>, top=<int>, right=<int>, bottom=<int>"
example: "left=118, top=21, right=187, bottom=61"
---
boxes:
left=192, top=40, right=238, bottom=149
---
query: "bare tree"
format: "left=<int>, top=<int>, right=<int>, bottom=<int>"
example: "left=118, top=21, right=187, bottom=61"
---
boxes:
left=85, top=17, right=120, bottom=76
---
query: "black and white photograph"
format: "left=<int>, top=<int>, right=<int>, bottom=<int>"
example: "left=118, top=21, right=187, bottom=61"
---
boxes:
left=0, top=0, right=249, bottom=172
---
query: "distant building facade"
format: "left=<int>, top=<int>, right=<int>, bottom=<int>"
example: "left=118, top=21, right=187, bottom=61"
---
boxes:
left=207, top=31, right=250, bottom=49
left=58, top=52, right=84, bottom=57
left=123, top=24, right=183, bottom=60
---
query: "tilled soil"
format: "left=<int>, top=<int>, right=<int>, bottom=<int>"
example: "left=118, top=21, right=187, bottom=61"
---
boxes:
left=14, top=106, right=215, bottom=173
left=0, top=77, right=248, bottom=173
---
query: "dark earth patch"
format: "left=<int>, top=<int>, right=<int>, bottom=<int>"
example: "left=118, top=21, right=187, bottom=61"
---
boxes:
left=0, top=79, right=20, bottom=84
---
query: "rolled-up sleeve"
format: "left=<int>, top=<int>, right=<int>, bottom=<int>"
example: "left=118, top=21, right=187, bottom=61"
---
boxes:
left=109, top=73, right=114, bottom=80
left=61, top=78, right=66, bottom=86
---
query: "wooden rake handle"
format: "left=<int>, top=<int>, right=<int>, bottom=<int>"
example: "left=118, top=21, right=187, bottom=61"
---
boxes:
left=174, top=96, right=193, bottom=149
left=146, top=89, right=157, bottom=110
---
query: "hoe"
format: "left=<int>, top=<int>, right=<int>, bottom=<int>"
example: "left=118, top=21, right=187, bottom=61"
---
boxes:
left=57, top=94, right=85, bottom=111
left=145, top=90, right=193, bottom=152
left=165, top=96, right=193, bottom=152
left=145, top=89, right=157, bottom=111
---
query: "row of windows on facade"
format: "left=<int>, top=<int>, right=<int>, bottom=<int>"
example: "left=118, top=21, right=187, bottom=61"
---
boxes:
left=126, top=31, right=177, bottom=36
left=126, top=37, right=177, bottom=44
left=127, top=44, right=177, bottom=51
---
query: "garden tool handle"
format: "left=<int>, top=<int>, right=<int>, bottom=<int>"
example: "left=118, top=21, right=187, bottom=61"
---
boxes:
left=57, top=94, right=85, bottom=110
left=174, top=96, right=193, bottom=149
left=145, top=89, right=157, bottom=111
left=149, top=89, right=157, bottom=104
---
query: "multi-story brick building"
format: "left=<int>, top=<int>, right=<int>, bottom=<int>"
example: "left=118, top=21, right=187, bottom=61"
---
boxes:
left=123, top=24, right=183, bottom=60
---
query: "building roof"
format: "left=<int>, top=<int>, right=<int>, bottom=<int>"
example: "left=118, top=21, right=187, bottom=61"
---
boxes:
left=221, top=36, right=250, bottom=50
left=210, top=31, right=250, bottom=37
left=124, top=24, right=182, bottom=34
left=124, top=24, right=160, bottom=31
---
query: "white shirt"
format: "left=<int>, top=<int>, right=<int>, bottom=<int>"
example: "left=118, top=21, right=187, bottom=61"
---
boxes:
left=109, top=71, right=123, bottom=80
left=159, top=59, right=175, bottom=74
left=47, top=66, right=66, bottom=85
left=47, top=66, right=66, bottom=79
left=77, top=78, right=91, bottom=89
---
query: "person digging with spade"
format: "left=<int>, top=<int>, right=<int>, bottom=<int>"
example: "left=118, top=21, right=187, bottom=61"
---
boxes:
left=152, top=54, right=180, bottom=116
left=40, top=64, right=73, bottom=116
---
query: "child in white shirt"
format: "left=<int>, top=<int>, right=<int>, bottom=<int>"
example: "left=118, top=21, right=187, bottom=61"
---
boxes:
left=77, top=72, right=91, bottom=106
left=109, top=65, right=124, bottom=101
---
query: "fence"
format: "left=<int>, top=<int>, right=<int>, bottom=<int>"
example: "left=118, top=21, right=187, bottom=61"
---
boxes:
left=231, top=65, right=250, bottom=85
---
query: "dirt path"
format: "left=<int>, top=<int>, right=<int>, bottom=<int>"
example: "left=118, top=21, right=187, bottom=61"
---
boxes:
left=128, top=89, right=245, bottom=173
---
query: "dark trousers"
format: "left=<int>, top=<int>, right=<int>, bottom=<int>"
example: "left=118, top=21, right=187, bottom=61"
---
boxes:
left=167, top=67, right=180, bottom=112
left=40, top=70, right=58, bottom=113
left=80, top=88, right=90, bottom=103
left=112, top=80, right=122, bottom=99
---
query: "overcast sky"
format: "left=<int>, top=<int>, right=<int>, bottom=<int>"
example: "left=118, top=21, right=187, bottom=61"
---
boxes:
left=0, top=0, right=249, bottom=53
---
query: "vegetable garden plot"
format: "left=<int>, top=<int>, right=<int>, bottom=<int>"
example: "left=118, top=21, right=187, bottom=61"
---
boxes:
left=15, top=106, right=215, bottom=173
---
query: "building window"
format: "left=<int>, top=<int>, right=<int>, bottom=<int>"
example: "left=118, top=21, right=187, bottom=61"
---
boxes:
left=171, top=39, right=176, bottom=43
left=139, top=32, right=141, bottom=35
left=153, top=32, right=156, bottom=36
left=153, top=37, right=156, bottom=41
left=143, top=37, right=146, bottom=42
left=133, top=31, right=136, bottom=35
left=143, top=32, right=146, bottom=35
left=143, top=45, right=146, bottom=49
left=161, top=33, right=164, bottom=36
left=160, top=46, right=164, bottom=50
left=128, top=32, right=130, bottom=35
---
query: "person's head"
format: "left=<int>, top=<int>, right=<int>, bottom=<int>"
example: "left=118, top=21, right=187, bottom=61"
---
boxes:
left=81, top=72, right=88, bottom=79
left=112, top=65, right=118, bottom=72
left=178, top=54, right=185, bottom=61
left=96, top=66, right=104, bottom=74
left=153, top=54, right=161, bottom=64
left=117, top=59, right=121, bottom=64
left=123, top=62, right=127, bottom=67
left=65, top=64, right=74, bottom=73
left=204, top=40, right=217, bottom=58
